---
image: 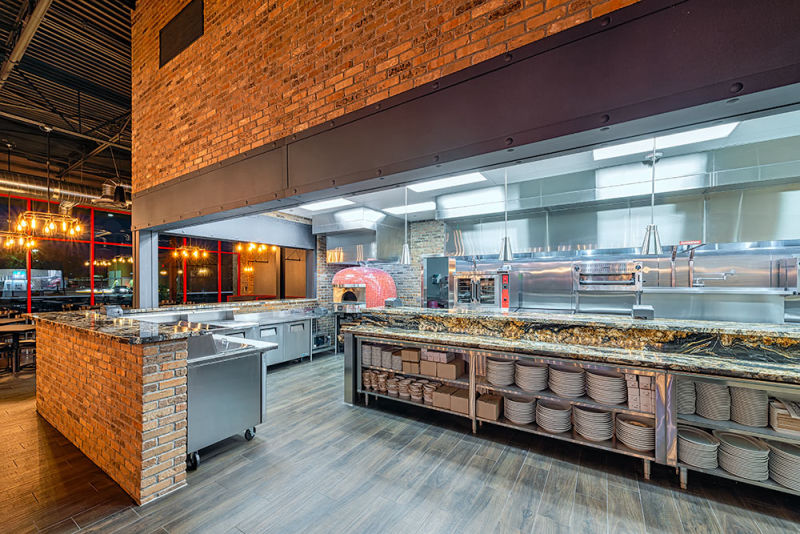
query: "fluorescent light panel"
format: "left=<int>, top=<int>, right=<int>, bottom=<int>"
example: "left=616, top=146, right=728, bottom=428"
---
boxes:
left=408, top=172, right=486, bottom=192
left=593, top=123, right=740, bottom=160
left=383, top=201, right=436, bottom=215
left=298, top=197, right=354, bottom=211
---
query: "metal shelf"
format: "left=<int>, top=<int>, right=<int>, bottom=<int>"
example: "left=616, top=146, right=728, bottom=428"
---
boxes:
left=359, top=389, right=471, bottom=419
left=678, top=414, right=800, bottom=445
left=477, top=416, right=655, bottom=461
left=475, top=377, right=653, bottom=418
left=678, top=463, right=800, bottom=497
left=362, top=364, right=469, bottom=387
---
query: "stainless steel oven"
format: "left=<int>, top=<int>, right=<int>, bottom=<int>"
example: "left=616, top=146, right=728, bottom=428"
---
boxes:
left=451, top=270, right=510, bottom=310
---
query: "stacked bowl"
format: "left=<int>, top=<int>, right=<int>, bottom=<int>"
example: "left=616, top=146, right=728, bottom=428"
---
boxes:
left=586, top=369, right=627, bottom=405
left=714, top=430, right=770, bottom=481
left=767, top=441, right=800, bottom=491
left=730, top=387, right=769, bottom=427
left=677, top=426, right=719, bottom=469
left=574, top=406, right=614, bottom=442
left=536, top=400, right=572, bottom=433
left=695, top=382, right=731, bottom=421
left=504, top=396, right=536, bottom=425
left=616, top=415, right=655, bottom=451
left=548, top=365, right=585, bottom=399
left=487, top=357, right=515, bottom=386
left=515, top=360, right=548, bottom=392
left=677, top=379, right=697, bottom=415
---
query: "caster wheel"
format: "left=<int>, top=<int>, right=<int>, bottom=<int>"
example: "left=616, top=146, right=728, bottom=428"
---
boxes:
left=245, top=427, right=256, bottom=441
left=186, top=451, right=200, bottom=471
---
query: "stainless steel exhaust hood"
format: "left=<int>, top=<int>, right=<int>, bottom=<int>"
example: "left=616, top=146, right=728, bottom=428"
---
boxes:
left=312, top=207, right=404, bottom=263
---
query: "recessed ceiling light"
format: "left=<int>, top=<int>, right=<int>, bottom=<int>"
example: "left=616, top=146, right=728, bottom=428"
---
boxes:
left=408, top=172, right=487, bottom=192
left=297, top=197, right=354, bottom=211
left=592, top=122, right=740, bottom=160
left=383, top=202, right=436, bottom=215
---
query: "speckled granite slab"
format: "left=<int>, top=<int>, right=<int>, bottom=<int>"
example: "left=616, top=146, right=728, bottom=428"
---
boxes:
left=30, top=298, right=322, bottom=344
left=31, top=311, right=204, bottom=344
left=352, top=308, right=800, bottom=363
left=341, top=324, right=800, bottom=384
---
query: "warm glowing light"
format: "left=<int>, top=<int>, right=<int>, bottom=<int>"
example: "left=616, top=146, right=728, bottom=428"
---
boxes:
left=30, top=218, right=36, bottom=229
left=61, top=221, right=67, bottom=231
left=271, top=245, right=277, bottom=251
left=192, top=250, right=199, bottom=258
left=182, top=250, right=189, bottom=258
left=236, top=243, right=243, bottom=252
left=17, top=237, right=23, bottom=245
left=16, top=224, right=21, bottom=231
left=44, top=226, right=50, bottom=234
left=248, top=243, right=256, bottom=251
left=19, top=220, right=26, bottom=228
left=75, top=225, right=81, bottom=233
left=172, top=251, right=179, bottom=258
left=49, top=222, right=55, bottom=231
left=202, top=250, right=208, bottom=258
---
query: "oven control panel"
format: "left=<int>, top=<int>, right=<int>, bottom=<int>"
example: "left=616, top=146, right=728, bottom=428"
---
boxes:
left=501, top=273, right=509, bottom=309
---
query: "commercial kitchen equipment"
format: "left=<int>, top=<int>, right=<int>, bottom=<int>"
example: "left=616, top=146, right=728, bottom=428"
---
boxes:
left=185, top=333, right=277, bottom=470
left=422, top=256, right=452, bottom=308
left=333, top=266, right=398, bottom=351
left=436, top=240, right=800, bottom=323
left=450, top=267, right=510, bottom=310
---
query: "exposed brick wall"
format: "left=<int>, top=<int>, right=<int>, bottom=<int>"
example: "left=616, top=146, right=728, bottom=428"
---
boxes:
left=35, top=320, right=188, bottom=505
left=132, top=0, right=640, bottom=192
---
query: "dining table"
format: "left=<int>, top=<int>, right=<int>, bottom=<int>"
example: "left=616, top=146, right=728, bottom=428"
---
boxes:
left=0, top=324, right=35, bottom=372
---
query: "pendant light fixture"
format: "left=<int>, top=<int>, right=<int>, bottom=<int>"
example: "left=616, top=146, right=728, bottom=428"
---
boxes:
left=640, top=138, right=663, bottom=255
left=398, top=186, right=411, bottom=265
left=498, top=168, right=513, bottom=262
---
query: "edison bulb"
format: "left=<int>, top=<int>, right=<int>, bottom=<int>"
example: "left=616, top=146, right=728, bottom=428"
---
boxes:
left=49, top=222, right=55, bottom=231
left=75, top=224, right=81, bottom=233
left=202, top=250, right=208, bottom=258
left=19, top=220, right=26, bottom=228
left=17, top=237, right=23, bottom=245
left=30, top=218, right=37, bottom=229
left=172, top=250, right=179, bottom=258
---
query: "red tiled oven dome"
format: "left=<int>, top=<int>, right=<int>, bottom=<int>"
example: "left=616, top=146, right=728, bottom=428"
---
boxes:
left=332, top=267, right=397, bottom=308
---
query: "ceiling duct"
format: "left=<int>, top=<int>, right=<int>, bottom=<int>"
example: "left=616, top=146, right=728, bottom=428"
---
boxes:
left=0, top=169, right=130, bottom=209
left=312, top=207, right=404, bottom=263
left=91, top=181, right=132, bottom=208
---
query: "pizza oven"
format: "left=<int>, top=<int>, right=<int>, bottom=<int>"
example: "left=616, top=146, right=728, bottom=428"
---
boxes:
left=332, top=267, right=397, bottom=312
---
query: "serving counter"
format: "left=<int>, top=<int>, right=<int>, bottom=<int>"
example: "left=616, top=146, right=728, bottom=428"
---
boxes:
left=341, top=308, right=800, bottom=495
left=30, top=298, right=318, bottom=505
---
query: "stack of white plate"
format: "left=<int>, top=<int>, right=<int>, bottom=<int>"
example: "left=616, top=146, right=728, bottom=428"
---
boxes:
left=677, top=379, right=696, bottom=415
left=730, top=387, right=769, bottom=427
left=548, top=365, right=585, bottom=399
left=487, top=357, right=515, bottom=386
left=714, top=430, right=770, bottom=481
left=677, top=426, right=719, bottom=469
left=616, top=415, right=655, bottom=451
left=695, top=382, right=731, bottom=421
left=504, top=396, right=536, bottom=425
left=515, top=360, right=548, bottom=392
left=767, top=441, right=800, bottom=491
left=574, top=406, right=613, bottom=442
left=586, top=369, right=627, bottom=405
left=536, top=399, right=572, bottom=433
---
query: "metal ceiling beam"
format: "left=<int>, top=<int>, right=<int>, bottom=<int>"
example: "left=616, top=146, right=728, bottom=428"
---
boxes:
left=58, top=116, right=131, bottom=178
left=17, top=56, right=129, bottom=109
left=0, top=0, right=54, bottom=94
left=0, top=109, right=130, bottom=151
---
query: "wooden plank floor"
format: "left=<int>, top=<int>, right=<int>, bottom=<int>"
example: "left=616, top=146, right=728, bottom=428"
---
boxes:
left=2, top=354, right=799, bottom=533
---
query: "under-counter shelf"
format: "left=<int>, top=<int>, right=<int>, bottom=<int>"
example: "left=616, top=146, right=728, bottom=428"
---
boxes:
left=677, top=463, right=800, bottom=497
left=478, top=416, right=656, bottom=462
left=361, top=363, right=469, bottom=387
left=475, top=377, right=653, bottom=418
left=678, top=413, right=800, bottom=445
left=359, top=389, right=470, bottom=419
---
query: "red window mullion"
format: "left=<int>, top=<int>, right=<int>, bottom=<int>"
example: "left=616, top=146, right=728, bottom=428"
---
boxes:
left=182, top=237, right=187, bottom=304
left=217, top=240, right=222, bottom=303
left=26, top=199, right=31, bottom=313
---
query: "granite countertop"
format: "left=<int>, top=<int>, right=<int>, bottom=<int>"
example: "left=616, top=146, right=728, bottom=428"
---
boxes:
left=31, top=311, right=205, bottom=344
left=30, top=299, right=324, bottom=344
left=364, top=307, right=800, bottom=340
left=341, top=324, right=800, bottom=384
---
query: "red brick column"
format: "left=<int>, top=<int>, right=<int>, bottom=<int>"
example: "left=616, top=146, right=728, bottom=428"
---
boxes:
left=35, top=320, right=188, bottom=505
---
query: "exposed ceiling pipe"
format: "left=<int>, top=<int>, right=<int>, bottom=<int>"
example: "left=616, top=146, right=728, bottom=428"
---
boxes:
left=0, top=0, right=55, bottom=93
left=0, top=168, right=121, bottom=203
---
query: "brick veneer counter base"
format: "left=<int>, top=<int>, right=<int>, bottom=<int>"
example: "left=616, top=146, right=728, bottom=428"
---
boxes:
left=34, top=320, right=188, bottom=504
left=30, top=298, right=321, bottom=504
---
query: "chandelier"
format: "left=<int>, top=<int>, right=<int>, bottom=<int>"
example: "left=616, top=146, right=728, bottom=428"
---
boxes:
left=235, top=242, right=278, bottom=253
left=172, top=245, right=209, bottom=259
left=16, top=207, right=82, bottom=237
left=1, top=232, right=36, bottom=249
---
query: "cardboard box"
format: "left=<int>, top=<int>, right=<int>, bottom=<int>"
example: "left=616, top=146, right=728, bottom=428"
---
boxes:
left=437, top=357, right=465, bottom=380
left=433, top=386, right=458, bottom=409
left=476, top=394, right=502, bottom=421
left=422, top=348, right=445, bottom=361
left=420, top=359, right=438, bottom=377
left=625, top=373, right=638, bottom=388
left=443, top=352, right=456, bottom=363
left=638, top=375, right=653, bottom=390
left=401, top=348, right=421, bottom=362
left=450, top=388, right=470, bottom=414
left=627, top=388, right=640, bottom=411
left=640, top=389, right=654, bottom=413
left=402, top=361, right=420, bottom=374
